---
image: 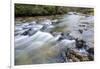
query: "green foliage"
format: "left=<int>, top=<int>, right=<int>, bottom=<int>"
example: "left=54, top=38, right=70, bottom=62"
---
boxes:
left=15, top=4, right=94, bottom=17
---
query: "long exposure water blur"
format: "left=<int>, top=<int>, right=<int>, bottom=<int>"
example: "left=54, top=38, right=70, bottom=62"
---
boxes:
left=15, top=12, right=94, bottom=65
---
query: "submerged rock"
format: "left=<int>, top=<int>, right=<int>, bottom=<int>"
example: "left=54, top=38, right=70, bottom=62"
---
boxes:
left=15, top=13, right=94, bottom=65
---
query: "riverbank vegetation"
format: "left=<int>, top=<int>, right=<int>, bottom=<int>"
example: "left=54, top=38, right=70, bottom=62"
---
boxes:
left=15, top=4, right=94, bottom=17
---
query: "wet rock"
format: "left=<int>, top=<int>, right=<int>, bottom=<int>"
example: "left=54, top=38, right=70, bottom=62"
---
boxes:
left=28, top=30, right=37, bottom=36
left=22, top=23, right=29, bottom=27
left=15, top=13, right=94, bottom=64
left=21, top=29, right=30, bottom=36
left=15, top=27, right=23, bottom=31
left=66, top=49, right=89, bottom=62
left=87, top=47, right=94, bottom=61
left=87, top=47, right=94, bottom=55
left=75, top=39, right=86, bottom=49
left=52, top=19, right=59, bottom=23
left=69, top=31, right=83, bottom=40
left=21, top=28, right=36, bottom=36
left=78, top=29, right=83, bottom=34
left=57, top=32, right=75, bottom=41
left=67, top=12, right=78, bottom=15
left=30, top=21, right=37, bottom=24
left=58, top=39, right=76, bottom=49
left=88, top=54, right=94, bottom=61
left=39, top=19, right=52, bottom=25
left=41, top=24, right=55, bottom=32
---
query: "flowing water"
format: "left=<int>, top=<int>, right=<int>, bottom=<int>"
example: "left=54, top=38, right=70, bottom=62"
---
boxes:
left=15, top=12, right=94, bottom=65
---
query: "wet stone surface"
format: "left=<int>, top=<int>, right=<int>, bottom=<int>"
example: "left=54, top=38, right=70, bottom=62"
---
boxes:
left=15, top=12, right=94, bottom=65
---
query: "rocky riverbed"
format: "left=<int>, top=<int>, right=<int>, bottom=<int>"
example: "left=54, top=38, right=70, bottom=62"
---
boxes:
left=15, top=12, right=94, bottom=65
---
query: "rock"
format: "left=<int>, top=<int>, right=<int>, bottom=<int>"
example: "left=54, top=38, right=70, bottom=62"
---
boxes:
left=30, top=21, right=36, bottom=24
left=39, top=19, right=52, bottom=25
left=69, top=31, right=83, bottom=40
left=28, top=29, right=37, bottom=36
left=22, top=23, right=29, bottom=27
left=67, top=12, right=78, bottom=15
left=78, top=29, right=83, bottom=34
left=58, top=39, right=76, bottom=49
left=15, top=13, right=94, bottom=64
left=15, top=27, right=23, bottom=31
left=88, top=54, right=94, bottom=61
left=57, top=32, right=75, bottom=41
left=52, top=19, right=59, bottom=23
left=21, top=29, right=30, bottom=36
left=70, top=54, right=80, bottom=62
left=87, top=47, right=94, bottom=55
left=75, top=39, right=86, bottom=49
left=41, top=25, right=55, bottom=32
left=66, top=49, right=89, bottom=62
left=15, top=29, right=29, bottom=36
